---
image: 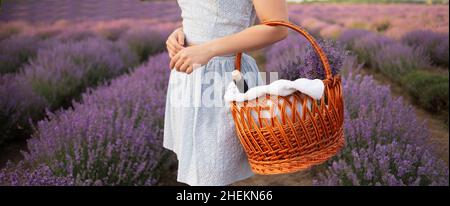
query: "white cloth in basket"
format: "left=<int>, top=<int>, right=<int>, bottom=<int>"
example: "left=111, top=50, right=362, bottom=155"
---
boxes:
left=224, top=78, right=325, bottom=103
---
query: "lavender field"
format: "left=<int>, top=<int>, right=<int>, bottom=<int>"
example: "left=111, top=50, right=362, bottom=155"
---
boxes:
left=0, top=0, right=448, bottom=186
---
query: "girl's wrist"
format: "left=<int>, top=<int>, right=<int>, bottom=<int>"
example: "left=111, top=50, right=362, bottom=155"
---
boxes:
left=204, top=40, right=220, bottom=58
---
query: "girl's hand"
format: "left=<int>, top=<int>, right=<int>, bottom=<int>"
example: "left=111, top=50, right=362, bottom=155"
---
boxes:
left=166, top=27, right=185, bottom=58
left=170, top=44, right=215, bottom=74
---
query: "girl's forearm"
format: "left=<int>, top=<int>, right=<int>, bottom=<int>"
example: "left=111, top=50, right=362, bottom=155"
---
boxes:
left=204, top=25, right=288, bottom=57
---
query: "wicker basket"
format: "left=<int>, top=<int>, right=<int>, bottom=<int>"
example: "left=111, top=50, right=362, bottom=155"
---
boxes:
left=230, top=21, right=345, bottom=175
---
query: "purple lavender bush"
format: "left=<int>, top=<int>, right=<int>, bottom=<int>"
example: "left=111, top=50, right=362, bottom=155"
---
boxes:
left=96, top=24, right=130, bottom=42
left=342, top=74, right=428, bottom=148
left=402, top=30, right=449, bottom=68
left=21, top=54, right=171, bottom=186
left=0, top=75, right=47, bottom=144
left=313, top=74, right=448, bottom=186
left=266, top=35, right=348, bottom=80
left=314, top=141, right=449, bottom=186
left=338, top=29, right=446, bottom=124
left=0, top=26, right=169, bottom=146
left=54, top=28, right=100, bottom=43
left=339, top=29, right=432, bottom=81
left=0, top=35, right=42, bottom=74
left=338, top=29, right=374, bottom=47
left=0, top=162, right=74, bottom=186
left=348, top=33, right=394, bottom=68
left=402, top=70, right=449, bottom=125
left=23, top=37, right=138, bottom=109
left=119, top=27, right=168, bottom=62
left=373, top=42, right=431, bottom=82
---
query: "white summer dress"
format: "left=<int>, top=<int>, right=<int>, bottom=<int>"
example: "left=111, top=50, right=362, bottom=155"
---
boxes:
left=163, top=0, right=263, bottom=186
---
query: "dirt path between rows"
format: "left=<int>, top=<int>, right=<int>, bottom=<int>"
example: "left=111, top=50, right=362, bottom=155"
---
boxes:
left=232, top=170, right=313, bottom=186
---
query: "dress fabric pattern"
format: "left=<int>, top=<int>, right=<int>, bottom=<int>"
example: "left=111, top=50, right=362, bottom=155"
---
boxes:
left=163, top=0, right=262, bottom=186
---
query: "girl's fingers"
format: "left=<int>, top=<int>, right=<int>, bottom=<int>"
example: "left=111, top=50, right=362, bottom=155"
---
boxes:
left=170, top=53, right=180, bottom=69
left=166, top=28, right=186, bottom=66
left=168, top=50, right=175, bottom=59
left=166, top=44, right=173, bottom=55
left=168, top=50, right=177, bottom=59
left=174, top=57, right=186, bottom=71
left=179, top=61, right=190, bottom=73
left=169, top=38, right=184, bottom=51
left=167, top=42, right=181, bottom=54
left=166, top=43, right=173, bottom=52
left=177, top=30, right=185, bottom=46
left=185, top=65, right=193, bottom=74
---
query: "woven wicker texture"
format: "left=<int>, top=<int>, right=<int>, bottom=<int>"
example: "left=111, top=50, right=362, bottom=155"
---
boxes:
left=231, top=21, right=345, bottom=175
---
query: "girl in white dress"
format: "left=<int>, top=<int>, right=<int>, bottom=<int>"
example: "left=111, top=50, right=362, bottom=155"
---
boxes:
left=163, top=0, right=288, bottom=186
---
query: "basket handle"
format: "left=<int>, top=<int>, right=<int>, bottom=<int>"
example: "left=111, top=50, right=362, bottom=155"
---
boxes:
left=234, top=20, right=332, bottom=81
